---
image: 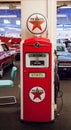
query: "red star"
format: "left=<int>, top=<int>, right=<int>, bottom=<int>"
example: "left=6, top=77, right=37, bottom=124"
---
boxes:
left=31, top=88, right=43, bottom=100
left=29, top=16, right=45, bottom=31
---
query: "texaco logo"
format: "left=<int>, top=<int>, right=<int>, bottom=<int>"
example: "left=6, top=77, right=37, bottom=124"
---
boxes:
left=29, top=86, right=46, bottom=103
left=26, top=13, right=47, bottom=34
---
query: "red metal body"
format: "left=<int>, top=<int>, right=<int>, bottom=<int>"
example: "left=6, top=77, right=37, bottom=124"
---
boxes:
left=21, top=37, right=54, bottom=122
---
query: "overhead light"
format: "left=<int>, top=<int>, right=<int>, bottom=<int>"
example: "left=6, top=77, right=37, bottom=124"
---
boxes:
left=16, top=20, right=20, bottom=25
left=4, top=19, right=10, bottom=24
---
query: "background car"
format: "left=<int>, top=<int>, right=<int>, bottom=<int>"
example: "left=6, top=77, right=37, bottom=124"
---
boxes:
left=57, top=38, right=71, bottom=53
left=64, top=39, right=71, bottom=53
left=57, top=43, right=71, bottom=77
left=0, top=41, right=16, bottom=77
left=8, top=38, right=21, bottom=60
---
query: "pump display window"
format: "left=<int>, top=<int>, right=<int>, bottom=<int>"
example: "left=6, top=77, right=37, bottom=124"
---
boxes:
left=26, top=52, right=49, bottom=68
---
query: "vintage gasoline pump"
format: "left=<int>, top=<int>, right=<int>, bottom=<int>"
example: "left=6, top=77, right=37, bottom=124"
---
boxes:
left=20, top=13, right=55, bottom=122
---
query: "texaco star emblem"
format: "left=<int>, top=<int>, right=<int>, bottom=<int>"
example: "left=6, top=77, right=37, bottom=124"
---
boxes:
left=29, top=15, right=45, bottom=31
left=26, top=13, right=47, bottom=34
left=29, top=86, right=46, bottom=103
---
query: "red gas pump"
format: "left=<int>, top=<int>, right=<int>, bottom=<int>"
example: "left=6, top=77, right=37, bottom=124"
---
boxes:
left=20, top=37, right=54, bottom=122
left=20, top=13, right=54, bottom=122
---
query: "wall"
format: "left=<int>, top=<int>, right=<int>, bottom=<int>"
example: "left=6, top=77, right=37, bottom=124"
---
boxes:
left=21, top=0, right=47, bottom=39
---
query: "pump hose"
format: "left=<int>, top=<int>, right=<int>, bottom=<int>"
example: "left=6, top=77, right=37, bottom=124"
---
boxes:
left=54, top=72, right=63, bottom=116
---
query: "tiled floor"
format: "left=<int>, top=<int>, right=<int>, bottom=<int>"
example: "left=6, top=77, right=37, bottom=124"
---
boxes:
left=0, top=61, right=71, bottom=130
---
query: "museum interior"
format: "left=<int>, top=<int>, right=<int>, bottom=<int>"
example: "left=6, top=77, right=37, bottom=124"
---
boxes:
left=0, top=0, right=71, bottom=130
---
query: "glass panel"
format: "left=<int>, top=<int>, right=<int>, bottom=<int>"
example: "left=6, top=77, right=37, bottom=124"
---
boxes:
left=26, top=53, right=49, bottom=68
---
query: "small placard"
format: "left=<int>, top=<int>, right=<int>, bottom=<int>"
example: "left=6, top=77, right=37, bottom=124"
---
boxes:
left=29, top=72, right=45, bottom=78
